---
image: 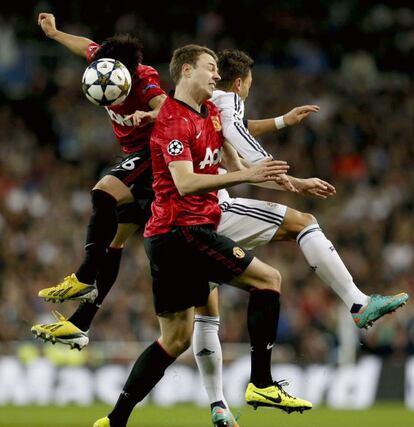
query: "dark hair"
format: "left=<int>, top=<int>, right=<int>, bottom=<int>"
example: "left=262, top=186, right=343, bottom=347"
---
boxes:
left=169, top=44, right=217, bottom=85
left=94, top=34, right=143, bottom=74
left=216, top=49, right=254, bottom=90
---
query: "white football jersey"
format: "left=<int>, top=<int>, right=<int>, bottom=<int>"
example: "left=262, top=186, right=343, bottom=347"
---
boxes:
left=212, top=90, right=273, bottom=204
left=212, top=90, right=273, bottom=164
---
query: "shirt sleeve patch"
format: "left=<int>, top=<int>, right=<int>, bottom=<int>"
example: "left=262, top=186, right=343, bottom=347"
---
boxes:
left=143, top=83, right=159, bottom=94
left=167, top=140, right=184, bottom=156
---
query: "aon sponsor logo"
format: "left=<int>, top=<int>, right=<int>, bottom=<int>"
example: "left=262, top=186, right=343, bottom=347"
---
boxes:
left=105, top=107, right=133, bottom=126
left=199, top=147, right=223, bottom=169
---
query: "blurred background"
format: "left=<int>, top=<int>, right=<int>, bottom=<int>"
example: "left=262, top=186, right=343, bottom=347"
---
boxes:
left=1, top=0, right=414, bottom=419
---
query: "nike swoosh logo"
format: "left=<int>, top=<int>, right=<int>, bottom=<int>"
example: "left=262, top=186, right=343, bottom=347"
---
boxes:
left=196, top=130, right=202, bottom=139
left=253, top=390, right=282, bottom=404
left=266, top=343, right=274, bottom=350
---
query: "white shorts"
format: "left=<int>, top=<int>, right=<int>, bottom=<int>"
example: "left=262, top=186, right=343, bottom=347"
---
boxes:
left=217, top=197, right=287, bottom=250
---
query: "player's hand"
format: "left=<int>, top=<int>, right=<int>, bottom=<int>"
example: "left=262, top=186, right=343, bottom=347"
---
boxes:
left=244, top=159, right=289, bottom=183
left=292, top=177, right=336, bottom=198
left=283, top=105, right=320, bottom=126
left=38, top=13, right=57, bottom=38
left=125, top=110, right=156, bottom=127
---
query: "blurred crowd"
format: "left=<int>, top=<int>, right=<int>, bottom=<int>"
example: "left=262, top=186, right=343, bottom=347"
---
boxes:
left=1, top=2, right=414, bottom=364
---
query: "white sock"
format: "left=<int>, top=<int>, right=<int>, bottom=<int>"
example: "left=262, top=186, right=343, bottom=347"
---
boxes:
left=193, top=315, right=227, bottom=406
left=297, top=224, right=369, bottom=310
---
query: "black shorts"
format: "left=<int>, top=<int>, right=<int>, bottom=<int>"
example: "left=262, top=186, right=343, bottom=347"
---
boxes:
left=105, top=148, right=154, bottom=226
left=144, top=225, right=254, bottom=315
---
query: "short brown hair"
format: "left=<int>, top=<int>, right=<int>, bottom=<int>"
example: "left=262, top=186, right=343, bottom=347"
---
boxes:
left=169, top=44, right=218, bottom=84
left=217, top=49, right=254, bottom=90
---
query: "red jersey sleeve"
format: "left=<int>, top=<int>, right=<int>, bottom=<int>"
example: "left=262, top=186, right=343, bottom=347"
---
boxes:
left=86, top=42, right=100, bottom=64
left=135, top=65, right=165, bottom=105
left=156, top=117, right=193, bottom=165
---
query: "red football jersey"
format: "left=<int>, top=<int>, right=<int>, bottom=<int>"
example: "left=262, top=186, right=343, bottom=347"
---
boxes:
left=144, top=96, right=224, bottom=237
left=86, top=43, right=165, bottom=153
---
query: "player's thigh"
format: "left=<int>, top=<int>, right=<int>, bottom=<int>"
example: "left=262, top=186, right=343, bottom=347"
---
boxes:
left=94, top=174, right=134, bottom=204
left=158, top=308, right=195, bottom=357
left=230, top=256, right=281, bottom=292
left=100, top=149, right=153, bottom=204
left=273, top=207, right=317, bottom=241
left=110, top=223, right=139, bottom=248
left=180, top=226, right=255, bottom=286
left=179, top=226, right=280, bottom=294
left=218, top=197, right=287, bottom=250
left=195, top=286, right=219, bottom=317
left=144, top=231, right=211, bottom=315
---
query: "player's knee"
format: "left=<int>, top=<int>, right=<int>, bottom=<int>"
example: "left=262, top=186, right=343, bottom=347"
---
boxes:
left=296, top=212, right=317, bottom=229
left=160, top=326, right=193, bottom=357
left=260, top=266, right=281, bottom=292
left=179, top=336, right=192, bottom=352
left=93, top=176, right=133, bottom=204
left=304, top=212, right=317, bottom=226
left=277, top=210, right=318, bottom=241
left=167, top=335, right=192, bottom=356
left=286, top=212, right=317, bottom=238
left=93, top=181, right=117, bottom=199
left=109, top=242, right=125, bottom=250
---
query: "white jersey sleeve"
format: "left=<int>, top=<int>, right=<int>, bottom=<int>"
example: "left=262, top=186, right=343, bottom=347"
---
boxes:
left=217, top=167, right=231, bottom=204
left=212, top=90, right=273, bottom=164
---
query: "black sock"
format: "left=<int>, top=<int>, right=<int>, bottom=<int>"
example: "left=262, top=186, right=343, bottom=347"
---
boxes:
left=76, top=189, right=118, bottom=284
left=247, top=289, right=280, bottom=388
left=69, top=247, right=123, bottom=331
left=350, top=303, right=363, bottom=313
left=108, top=342, right=175, bottom=427
left=211, top=400, right=227, bottom=410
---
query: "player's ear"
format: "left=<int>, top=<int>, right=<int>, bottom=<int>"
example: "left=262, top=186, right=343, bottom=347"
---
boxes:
left=182, top=63, right=193, bottom=79
left=234, top=77, right=242, bottom=93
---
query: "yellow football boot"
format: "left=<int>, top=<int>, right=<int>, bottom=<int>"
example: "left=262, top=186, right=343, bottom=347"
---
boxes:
left=245, top=381, right=312, bottom=414
left=31, top=310, right=89, bottom=350
left=93, top=417, right=111, bottom=427
left=38, top=273, right=98, bottom=303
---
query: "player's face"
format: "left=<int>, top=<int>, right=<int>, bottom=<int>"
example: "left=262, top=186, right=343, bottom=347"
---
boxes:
left=191, top=53, right=221, bottom=99
left=239, top=70, right=253, bottom=101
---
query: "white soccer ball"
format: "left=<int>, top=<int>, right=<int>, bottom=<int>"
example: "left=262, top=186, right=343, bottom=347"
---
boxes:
left=81, top=58, right=132, bottom=106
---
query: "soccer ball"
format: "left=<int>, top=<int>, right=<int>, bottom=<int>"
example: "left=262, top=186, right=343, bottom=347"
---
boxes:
left=81, top=58, right=132, bottom=106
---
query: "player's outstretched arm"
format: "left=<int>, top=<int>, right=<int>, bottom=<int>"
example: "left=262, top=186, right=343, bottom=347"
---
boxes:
left=38, top=13, right=94, bottom=58
left=169, top=158, right=289, bottom=197
left=125, top=94, right=167, bottom=127
left=222, top=142, right=297, bottom=193
left=251, top=168, right=335, bottom=198
left=247, top=105, right=320, bottom=138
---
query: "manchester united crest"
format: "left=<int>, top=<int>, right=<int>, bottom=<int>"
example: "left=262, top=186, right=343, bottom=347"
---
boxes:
left=233, top=246, right=245, bottom=259
left=211, top=115, right=222, bottom=131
